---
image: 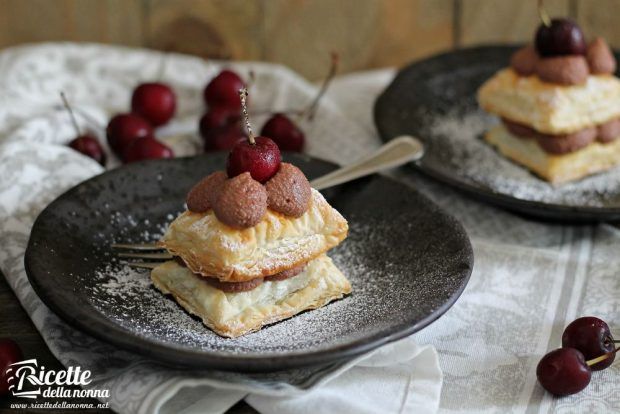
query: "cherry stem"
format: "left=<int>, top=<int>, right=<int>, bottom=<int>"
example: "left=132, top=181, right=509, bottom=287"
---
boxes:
left=249, top=108, right=305, bottom=117
left=247, top=70, right=256, bottom=89
left=304, top=52, right=339, bottom=121
left=60, top=92, right=82, bottom=136
left=156, top=51, right=168, bottom=81
left=586, top=346, right=620, bottom=367
left=537, top=0, right=551, bottom=27
left=239, top=88, right=256, bottom=145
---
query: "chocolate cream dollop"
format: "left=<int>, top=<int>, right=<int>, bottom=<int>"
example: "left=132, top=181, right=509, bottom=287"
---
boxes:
left=502, top=118, right=619, bottom=154
left=186, top=171, right=227, bottom=213
left=587, top=37, right=617, bottom=74
left=185, top=163, right=312, bottom=229
left=535, top=55, right=589, bottom=85
left=265, top=163, right=312, bottom=217
left=212, top=172, right=268, bottom=229
left=510, top=38, right=616, bottom=85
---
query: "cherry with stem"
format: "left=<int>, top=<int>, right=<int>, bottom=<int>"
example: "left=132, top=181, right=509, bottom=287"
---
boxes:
left=538, top=0, right=551, bottom=28
left=61, top=92, right=106, bottom=166
left=226, top=88, right=281, bottom=183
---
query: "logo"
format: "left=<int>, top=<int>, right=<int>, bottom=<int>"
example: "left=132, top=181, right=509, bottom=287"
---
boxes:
left=5, top=359, right=108, bottom=399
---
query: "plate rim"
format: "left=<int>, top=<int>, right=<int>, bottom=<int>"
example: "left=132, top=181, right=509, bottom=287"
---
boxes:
left=24, top=154, right=474, bottom=372
left=374, top=44, right=620, bottom=222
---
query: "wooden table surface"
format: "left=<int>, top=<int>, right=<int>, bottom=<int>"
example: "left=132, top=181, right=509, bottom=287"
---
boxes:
left=0, top=271, right=256, bottom=414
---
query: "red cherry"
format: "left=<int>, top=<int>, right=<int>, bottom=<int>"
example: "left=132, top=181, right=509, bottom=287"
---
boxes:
left=199, top=107, right=241, bottom=142
left=0, top=338, right=23, bottom=396
left=131, top=82, right=176, bottom=127
left=562, top=316, right=616, bottom=371
left=204, top=124, right=247, bottom=152
left=68, top=134, right=106, bottom=165
left=123, top=136, right=174, bottom=163
left=106, top=113, right=153, bottom=156
left=204, top=70, right=245, bottom=111
left=535, top=18, right=586, bottom=57
left=537, top=348, right=592, bottom=396
left=260, top=113, right=305, bottom=152
left=226, top=136, right=281, bottom=182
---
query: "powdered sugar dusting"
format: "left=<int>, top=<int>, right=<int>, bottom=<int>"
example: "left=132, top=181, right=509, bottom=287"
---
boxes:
left=85, top=213, right=464, bottom=356
left=422, top=107, right=620, bottom=206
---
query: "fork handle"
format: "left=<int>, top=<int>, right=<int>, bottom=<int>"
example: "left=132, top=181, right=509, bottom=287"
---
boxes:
left=309, top=135, right=424, bottom=191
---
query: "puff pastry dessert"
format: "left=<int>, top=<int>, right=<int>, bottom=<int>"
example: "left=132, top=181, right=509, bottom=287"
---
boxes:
left=152, top=255, right=351, bottom=337
left=161, top=187, right=347, bottom=282
left=477, top=16, right=620, bottom=183
left=152, top=90, right=351, bottom=337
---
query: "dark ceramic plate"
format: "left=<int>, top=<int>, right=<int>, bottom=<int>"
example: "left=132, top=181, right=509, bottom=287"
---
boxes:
left=375, top=45, right=620, bottom=222
left=25, top=153, right=473, bottom=372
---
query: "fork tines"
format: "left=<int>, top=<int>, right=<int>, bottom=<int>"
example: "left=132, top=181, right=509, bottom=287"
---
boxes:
left=111, top=243, right=171, bottom=269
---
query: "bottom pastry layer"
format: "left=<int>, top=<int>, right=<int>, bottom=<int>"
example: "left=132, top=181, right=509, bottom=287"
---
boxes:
left=485, top=124, right=620, bottom=183
left=151, top=254, right=351, bottom=338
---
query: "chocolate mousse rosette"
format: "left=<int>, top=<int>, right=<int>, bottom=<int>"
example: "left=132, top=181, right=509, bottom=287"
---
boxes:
left=477, top=1, right=620, bottom=184
left=151, top=89, right=350, bottom=338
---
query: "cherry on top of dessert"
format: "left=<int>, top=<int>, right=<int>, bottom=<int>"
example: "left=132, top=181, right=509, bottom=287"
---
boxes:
left=535, top=18, right=586, bottom=57
left=131, top=82, right=176, bottom=127
left=226, top=88, right=281, bottom=183
left=204, top=69, right=246, bottom=111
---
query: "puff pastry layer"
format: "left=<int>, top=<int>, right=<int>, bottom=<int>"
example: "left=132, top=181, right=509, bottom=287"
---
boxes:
left=485, top=124, right=620, bottom=183
left=161, top=189, right=348, bottom=282
left=478, top=68, right=620, bottom=134
left=151, top=255, right=351, bottom=338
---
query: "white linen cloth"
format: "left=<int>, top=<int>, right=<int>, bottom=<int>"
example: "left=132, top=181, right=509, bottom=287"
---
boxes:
left=0, top=43, right=442, bottom=414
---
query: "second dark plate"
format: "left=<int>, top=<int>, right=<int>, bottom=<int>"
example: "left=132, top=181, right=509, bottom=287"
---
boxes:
left=375, top=45, right=620, bottom=222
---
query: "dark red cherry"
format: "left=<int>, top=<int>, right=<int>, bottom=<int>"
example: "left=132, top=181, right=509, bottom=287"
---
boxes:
left=562, top=316, right=615, bottom=371
left=131, top=82, right=176, bottom=127
left=68, top=134, right=106, bottom=165
left=535, top=18, right=587, bottom=57
left=199, top=107, right=241, bottom=141
left=204, top=70, right=245, bottom=111
left=106, top=113, right=153, bottom=156
left=0, top=338, right=23, bottom=396
left=123, top=136, right=174, bottom=163
left=204, top=124, right=247, bottom=152
left=260, top=113, right=305, bottom=152
left=537, top=348, right=591, bottom=396
left=226, top=136, right=281, bottom=182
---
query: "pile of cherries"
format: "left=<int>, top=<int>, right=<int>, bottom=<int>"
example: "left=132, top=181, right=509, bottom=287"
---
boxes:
left=537, top=316, right=618, bottom=396
left=199, top=69, right=305, bottom=153
left=66, top=80, right=176, bottom=165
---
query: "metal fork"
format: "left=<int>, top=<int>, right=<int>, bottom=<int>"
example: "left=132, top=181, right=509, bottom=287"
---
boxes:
left=113, top=136, right=424, bottom=268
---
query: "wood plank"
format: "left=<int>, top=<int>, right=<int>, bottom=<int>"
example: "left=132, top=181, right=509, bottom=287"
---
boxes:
left=0, top=0, right=143, bottom=49
left=144, top=0, right=263, bottom=60
left=262, top=0, right=454, bottom=79
left=576, top=0, right=620, bottom=48
left=367, top=0, right=454, bottom=69
left=460, top=0, right=571, bottom=46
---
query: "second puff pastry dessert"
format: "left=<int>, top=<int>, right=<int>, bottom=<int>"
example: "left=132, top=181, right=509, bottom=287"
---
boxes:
left=478, top=12, right=620, bottom=184
left=153, top=89, right=351, bottom=337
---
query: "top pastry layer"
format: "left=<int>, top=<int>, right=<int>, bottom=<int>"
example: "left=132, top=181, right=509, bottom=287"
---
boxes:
left=160, top=188, right=348, bottom=282
left=478, top=68, right=620, bottom=134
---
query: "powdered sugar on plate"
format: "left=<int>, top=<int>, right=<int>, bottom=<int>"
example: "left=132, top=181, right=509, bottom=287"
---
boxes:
left=85, top=214, right=462, bottom=356
left=422, top=107, right=620, bottom=206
